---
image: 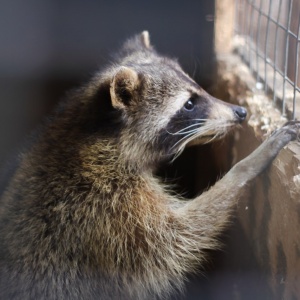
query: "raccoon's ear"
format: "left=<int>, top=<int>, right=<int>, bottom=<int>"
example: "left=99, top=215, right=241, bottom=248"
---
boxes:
left=122, top=31, right=153, bottom=53
left=140, top=31, right=151, bottom=49
left=110, top=67, right=140, bottom=109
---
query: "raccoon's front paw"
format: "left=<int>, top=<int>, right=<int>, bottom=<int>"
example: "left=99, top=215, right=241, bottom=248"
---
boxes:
left=269, top=120, right=300, bottom=149
left=283, top=120, right=300, bottom=139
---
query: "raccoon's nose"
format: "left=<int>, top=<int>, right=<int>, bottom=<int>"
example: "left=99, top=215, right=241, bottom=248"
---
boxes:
left=233, top=106, right=247, bottom=123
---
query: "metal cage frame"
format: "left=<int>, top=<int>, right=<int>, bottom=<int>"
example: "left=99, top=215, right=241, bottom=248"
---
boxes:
left=235, top=0, right=300, bottom=119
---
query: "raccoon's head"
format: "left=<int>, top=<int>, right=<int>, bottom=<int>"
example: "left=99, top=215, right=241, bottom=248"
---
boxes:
left=89, top=32, right=247, bottom=167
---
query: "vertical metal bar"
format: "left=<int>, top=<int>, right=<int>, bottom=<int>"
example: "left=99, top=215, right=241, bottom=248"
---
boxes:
left=236, top=0, right=243, bottom=36
left=273, top=0, right=283, bottom=103
left=282, top=0, right=293, bottom=116
left=256, top=0, right=263, bottom=82
left=292, top=18, right=300, bottom=119
left=264, top=0, right=272, bottom=93
left=242, top=0, right=249, bottom=60
left=234, top=0, right=239, bottom=35
left=246, top=0, right=252, bottom=62
left=248, top=0, right=255, bottom=71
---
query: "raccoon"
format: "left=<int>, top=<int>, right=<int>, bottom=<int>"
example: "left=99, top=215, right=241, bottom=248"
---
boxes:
left=0, top=31, right=299, bottom=300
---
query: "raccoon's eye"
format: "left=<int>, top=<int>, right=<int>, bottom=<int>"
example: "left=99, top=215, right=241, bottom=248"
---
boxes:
left=184, top=99, right=195, bottom=111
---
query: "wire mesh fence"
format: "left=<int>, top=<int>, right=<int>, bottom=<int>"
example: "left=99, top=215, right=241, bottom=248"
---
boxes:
left=235, top=0, right=300, bottom=119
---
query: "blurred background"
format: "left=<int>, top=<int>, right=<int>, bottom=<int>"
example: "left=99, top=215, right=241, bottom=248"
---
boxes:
left=0, top=0, right=215, bottom=167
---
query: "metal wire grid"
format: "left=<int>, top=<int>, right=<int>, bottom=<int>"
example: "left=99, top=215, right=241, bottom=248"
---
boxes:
left=235, top=0, right=300, bottom=119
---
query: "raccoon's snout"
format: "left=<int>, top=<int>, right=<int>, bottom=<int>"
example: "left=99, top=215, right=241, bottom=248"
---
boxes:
left=233, top=106, right=247, bottom=123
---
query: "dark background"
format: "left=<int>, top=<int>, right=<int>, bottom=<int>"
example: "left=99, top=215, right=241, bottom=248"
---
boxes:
left=0, top=0, right=215, bottom=167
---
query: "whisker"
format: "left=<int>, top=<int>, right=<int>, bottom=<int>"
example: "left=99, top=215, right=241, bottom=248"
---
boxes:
left=175, top=122, right=205, bottom=133
left=170, top=118, right=208, bottom=125
left=167, top=125, right=201, bottom=136
left=167, top=121, right=206, bottom=135
left=171, top=131, right=197, bottom=150
left=170, top=129, right=199, bottom=136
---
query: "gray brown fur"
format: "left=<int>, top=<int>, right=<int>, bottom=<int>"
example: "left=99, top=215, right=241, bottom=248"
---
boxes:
left=0, top=31, right=299, bottom=300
